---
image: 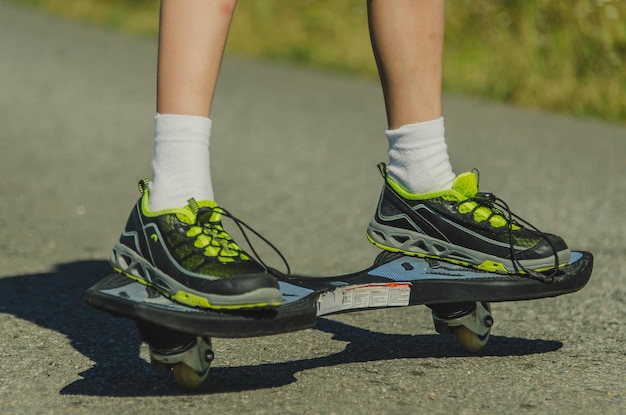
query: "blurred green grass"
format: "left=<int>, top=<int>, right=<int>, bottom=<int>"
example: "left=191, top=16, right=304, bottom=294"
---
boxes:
left=6, top=0, right=625, bottom=124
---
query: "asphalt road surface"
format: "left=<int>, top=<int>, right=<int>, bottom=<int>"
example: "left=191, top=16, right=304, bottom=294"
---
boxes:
left=0, top=3, right=624, bottom=414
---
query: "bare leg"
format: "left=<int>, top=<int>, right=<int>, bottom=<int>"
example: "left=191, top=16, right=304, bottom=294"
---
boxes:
left=367, top=0, right=453, bottom=193
left=157, top=0, right=237, bottom=117
left=149, top=0, right=238, bottom=210
left=367, top=0, right=444, bottom=129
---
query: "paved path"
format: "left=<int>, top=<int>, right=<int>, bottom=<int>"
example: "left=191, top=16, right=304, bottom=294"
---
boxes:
left=0, top=3, right=624, bottom=414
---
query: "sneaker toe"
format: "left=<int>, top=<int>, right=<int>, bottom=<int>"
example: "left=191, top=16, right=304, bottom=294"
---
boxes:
left=517, top=233, right=569, bottom=261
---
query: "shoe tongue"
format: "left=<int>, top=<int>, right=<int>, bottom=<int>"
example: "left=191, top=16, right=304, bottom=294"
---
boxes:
left=179, top=198, right=222, bottom=225
left=197, top=207, right=222, bottom=225
left=452, top=172, right=479, bottom=198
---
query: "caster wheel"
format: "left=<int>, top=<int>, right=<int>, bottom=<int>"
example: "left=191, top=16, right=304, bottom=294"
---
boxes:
left=172, top=363, right=208, bottom=390
left=455, top=325, right=490, bottom=353
left=148, top=335, right=213, bottom=390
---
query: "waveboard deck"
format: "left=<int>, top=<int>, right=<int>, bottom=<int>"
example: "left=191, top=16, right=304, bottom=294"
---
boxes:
left=86, top=250, right=592, bottom=338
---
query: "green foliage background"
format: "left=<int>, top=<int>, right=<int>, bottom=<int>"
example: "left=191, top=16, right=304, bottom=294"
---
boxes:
left=6, top=0, right=625, bottom=123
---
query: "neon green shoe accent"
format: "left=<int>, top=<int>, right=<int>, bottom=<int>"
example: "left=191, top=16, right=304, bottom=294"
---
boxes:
left=386, top=172, right=519, bottom=230
left=367, top=234, right=403, bottom=254
left=171, top=291, right=281, bottom=310
left=476, top=260, right=509, bottom=273
left=526, top=261, right=569, bottom=274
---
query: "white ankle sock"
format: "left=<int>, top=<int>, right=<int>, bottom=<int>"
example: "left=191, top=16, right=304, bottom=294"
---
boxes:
left=386, top=117, right=455, bottom=194
left=147, top=114, right=214, bottom=211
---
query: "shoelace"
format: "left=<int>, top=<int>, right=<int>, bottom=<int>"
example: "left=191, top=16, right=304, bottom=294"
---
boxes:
left=136, top=180, right=292, bottom=276
left=459, top=190, right=559, bottom=283
left=188, top=198, right=292, bottom=278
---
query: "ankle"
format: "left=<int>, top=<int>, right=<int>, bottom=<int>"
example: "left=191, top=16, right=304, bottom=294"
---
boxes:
left=386, top=117, right=455, bottom=193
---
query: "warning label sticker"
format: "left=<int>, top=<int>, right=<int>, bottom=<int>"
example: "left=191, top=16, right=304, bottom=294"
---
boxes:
left=317, top=283, right=411, bottom=316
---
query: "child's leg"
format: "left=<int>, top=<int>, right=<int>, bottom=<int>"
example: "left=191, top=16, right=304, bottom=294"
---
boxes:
left=157, top=0, right=236, bottom=117
left=368, top=0, right=443, bottom=128
left=149, top=0, right=237, bottom=211
left=367, top=0, right=454, bottom=193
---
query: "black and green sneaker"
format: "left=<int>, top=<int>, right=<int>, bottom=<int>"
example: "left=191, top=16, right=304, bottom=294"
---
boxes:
left=367, top=164, right=570, bottom=277
left=110, top=181, right=282, bottom=310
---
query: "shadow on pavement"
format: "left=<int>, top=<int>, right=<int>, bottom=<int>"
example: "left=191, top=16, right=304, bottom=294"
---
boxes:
left=0, top=261, right=562, bottom=397
left=192, top=318, right=563, bottom=395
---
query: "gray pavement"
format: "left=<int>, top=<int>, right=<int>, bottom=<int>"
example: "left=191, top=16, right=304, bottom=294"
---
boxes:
left=0, top=2, right=624, bottom=414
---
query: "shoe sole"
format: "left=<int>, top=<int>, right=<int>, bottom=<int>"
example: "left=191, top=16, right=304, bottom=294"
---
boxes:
left=367, top=222, right=570, bottom=274
left=110, top=244, right=282, bottom=310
